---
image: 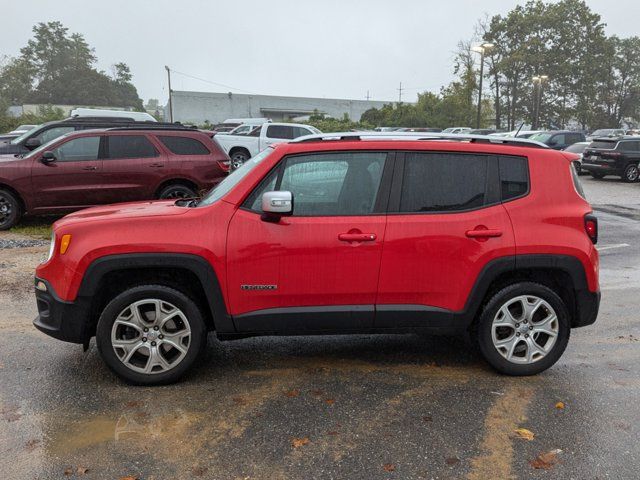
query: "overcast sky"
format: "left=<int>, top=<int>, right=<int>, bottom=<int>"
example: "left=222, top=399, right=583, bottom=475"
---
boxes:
left=3, top=0, right=639, bottom=104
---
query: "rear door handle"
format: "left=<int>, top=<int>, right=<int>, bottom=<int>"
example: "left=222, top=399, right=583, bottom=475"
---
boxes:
left=149, top=163, right=164, bottom=168
left=465, top=229, right=503, bottom=238
left=338, top=233, right=377, bottom=242
left=82, top=166, right=97, bottom=171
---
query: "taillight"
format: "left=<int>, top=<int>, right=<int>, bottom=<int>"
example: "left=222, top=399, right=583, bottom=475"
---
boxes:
left=217, top=159, right=230, bottom=173
left=584, top=214, right=598, bottom=244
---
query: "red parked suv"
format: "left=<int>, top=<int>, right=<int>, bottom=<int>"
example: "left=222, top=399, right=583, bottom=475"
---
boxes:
left=0, top=126, right=230, bottom=229
left=33, top=133, right=600, bottom=384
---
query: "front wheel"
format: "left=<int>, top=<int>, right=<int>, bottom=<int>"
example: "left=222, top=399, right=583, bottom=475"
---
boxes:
left=622, top=163, right=640, bottom=183
left=96, top=285, right=207, bottom=385
left=158, top=183, right=197, bottom=199
left=475, top=282, right=570, bottom=376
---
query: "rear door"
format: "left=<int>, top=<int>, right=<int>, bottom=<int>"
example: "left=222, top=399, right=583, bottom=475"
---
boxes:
left=375, top=151, right=516, bottom=328
left=100, top=134, right=164, bottom=203
left=30, top=134, right=104, bottom=211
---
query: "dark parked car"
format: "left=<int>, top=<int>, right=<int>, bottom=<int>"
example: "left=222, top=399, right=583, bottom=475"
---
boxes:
left=582, top=137, right=640, bottom=182
left=0, top=117, right=184, bottom=156
left=563, top=141, right=590, bottom=174
left=0, top=127, right=230, bottom=229
left=529, top=131, right=586, bottom=150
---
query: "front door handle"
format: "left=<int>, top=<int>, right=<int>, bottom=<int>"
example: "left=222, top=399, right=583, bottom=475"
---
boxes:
left=338, top=233, right=377, bottom=242
left=82, top=166, right=97, bottom=171
left=465, top=228, right=503, bottom=238
left=149, top=163, right=164, bottom=168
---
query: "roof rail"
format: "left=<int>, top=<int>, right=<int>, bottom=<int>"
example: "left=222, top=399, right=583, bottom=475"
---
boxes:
left=293, top=131, right=549, bottom=149
left=106, top=124, right=199, bottom=132
left=62, top=116, right=140, bottom=123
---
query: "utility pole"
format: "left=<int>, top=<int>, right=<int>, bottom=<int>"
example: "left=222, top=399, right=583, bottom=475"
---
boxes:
left=532, top=75, right=548, bottom=130
left=398, top=82, right=404, bottom=103
left=472, top=43, right=494, bottom=129
left=165, top=65, right=173, bottom=123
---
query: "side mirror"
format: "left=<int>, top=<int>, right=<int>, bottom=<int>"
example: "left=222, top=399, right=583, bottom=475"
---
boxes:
left=25, top=138, right=41, bottom=149
left=261, top=191, right=293, bottom=222
left=40, top=151, right=56, bottom=164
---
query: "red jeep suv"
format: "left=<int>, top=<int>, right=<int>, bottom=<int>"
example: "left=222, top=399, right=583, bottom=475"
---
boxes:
left=0, top=126, right=230, bottom=229
left=33, top=133, right=600, bottom=384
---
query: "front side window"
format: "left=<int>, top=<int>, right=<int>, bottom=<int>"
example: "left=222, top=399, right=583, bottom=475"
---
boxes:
left=52, top=136, right=101, bottom=162
left=245, top=152, right=387, bottom=216
left=400, top=153, right=489, bottom=212
left=107, top=135, right=158, bottom=159
left=159, top=136, right=210, bottom=155
left=35, top=126, right=75, bottom=145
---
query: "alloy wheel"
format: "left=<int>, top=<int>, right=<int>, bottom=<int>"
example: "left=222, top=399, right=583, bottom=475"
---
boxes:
left=491, top=295, right=559, bottom=364
left=111, top=299, right=191, bottom=374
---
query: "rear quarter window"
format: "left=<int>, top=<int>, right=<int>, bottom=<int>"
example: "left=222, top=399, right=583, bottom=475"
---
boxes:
left=499, top=156, right=529, bottom=201
left=159, top=135, right=210, bottom=155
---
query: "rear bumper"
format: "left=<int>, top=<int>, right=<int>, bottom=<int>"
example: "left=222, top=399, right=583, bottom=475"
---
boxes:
left=33, top=278, right=91, bottom=344
left=574, top=289, right=600, bottom=328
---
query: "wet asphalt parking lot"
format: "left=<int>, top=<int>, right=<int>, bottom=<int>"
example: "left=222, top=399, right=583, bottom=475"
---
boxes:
left=0, top=176, right=639, bottom=480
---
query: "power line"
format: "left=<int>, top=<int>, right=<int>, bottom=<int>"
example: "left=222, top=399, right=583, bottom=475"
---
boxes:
left=168, top=68, right=255, bottom=95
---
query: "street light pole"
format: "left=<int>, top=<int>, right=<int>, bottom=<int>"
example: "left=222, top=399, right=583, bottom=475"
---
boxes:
left=165, top=66, right=173, bottom=123
left=473, top=43, right=494, bottom=129
left=532, top=75, right=548, bottom=130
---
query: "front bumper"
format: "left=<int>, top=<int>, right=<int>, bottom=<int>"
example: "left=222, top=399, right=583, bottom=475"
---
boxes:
left=33, top=278, right=91, bottom=344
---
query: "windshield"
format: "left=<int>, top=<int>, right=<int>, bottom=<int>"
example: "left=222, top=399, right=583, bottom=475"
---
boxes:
left=591, top=129, right=613, bottom=136
left=198, top=147, right=274, bottom=207
left=529, top=132, right=553, bottom=142
left=20, top=130, right=76, bottom=158
left=10, top=125, right=42, bottom=144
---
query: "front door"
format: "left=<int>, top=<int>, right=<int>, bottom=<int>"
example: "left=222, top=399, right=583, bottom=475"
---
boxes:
left=30, top=134, right=104, bottom=211
left=226, top=151, right=392, bottom=333
left=376, top=151, right=517, bottom=328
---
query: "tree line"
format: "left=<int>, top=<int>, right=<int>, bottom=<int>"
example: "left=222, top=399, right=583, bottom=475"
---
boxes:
left=357, top=0, right=640, bottom=131
left=0, top=21, right=144, bottom=128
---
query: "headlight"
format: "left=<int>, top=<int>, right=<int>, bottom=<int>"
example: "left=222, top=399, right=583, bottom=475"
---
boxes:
left=46, top=233, right=55, bottom=262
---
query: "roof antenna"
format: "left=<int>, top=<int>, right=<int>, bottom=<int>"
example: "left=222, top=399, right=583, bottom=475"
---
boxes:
left=515, top=122, right=525, bottom=137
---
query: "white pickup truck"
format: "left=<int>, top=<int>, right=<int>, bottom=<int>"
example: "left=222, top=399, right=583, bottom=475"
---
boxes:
left=214, top=122, right=321, bottom=168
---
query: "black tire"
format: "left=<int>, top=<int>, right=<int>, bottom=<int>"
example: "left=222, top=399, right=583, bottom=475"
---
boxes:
left=573, top=161, right=582, bottom=175
left=475, top=282, right=570, bottom=376
left=0, top=188, right=22, bottom=230
left=96, top=285, right=207, bottom=385
left=157, top=183, right=197, bottom=199
left=622, top=163, right=640, bottom=183
left=590, top=172, right=605, bottom=179
left=230, top=149, right=250, bottom=170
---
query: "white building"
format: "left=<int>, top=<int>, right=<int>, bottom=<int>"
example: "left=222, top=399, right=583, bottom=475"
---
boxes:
left=165, top=90, right=392, bottom=124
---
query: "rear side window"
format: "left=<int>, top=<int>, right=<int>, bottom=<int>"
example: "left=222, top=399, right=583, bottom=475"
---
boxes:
left=619, top=141, right=640, bottom=152
left=499, top=156, right=529, bottom=201
left=107, top=135, right=157, bottom=159
left=266, top=125, right=294, bottom=139
left=589, top=140, right=617, bottom=150
left=159, top=136, right=210, bottom=155
left=400, top=153, right=488, bottom=212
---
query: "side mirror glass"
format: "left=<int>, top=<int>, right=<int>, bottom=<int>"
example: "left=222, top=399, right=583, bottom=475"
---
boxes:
left=25, top=138, right=41, bottom=149
left=41, top=151, right=56, bottom=164
left=261, top=191, right=293, bottom=221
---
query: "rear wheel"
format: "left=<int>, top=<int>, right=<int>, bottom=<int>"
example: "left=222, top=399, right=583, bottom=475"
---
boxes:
left=622, top=163, right=640, bottom=183
left=96, top=285, right=207, bottom=385
left=230, top=150, right=250, bottom=170
left=475, top=282, right=570, bottom=376
left=590, top=172, right=605, bottom=179
left=0, top=189, right=22, bottom=230
left=158, top=183, right=197, bottom=199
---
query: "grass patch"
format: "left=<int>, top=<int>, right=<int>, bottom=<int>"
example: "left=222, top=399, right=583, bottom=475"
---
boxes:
left=11, top=216, right=61, bottom=239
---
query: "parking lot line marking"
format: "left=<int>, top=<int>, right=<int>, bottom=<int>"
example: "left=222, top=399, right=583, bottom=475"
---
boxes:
left=598, top=243, right=630, bottom=252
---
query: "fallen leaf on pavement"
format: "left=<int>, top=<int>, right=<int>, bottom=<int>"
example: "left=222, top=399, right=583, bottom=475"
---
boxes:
left=310, top=389, right=324, bottom=396
left=327, top=430, right=338, bottom=435
left=77, top=466, right=90, bottom=475
left=422, top=415, right=433, bottom=422
left=232, top=396, right=247, bottom=406
left=119, top=476, right=139, bottom=480
left=555, top=402, right=565, bottom=409
left=284, top=389, right=300, bottom=398
left=382, top=463, right=395, bottom=472
left=530, top=449, right=562, bottom=469
left=514, top=428, right=535, bottom=441
left=325, top=398, right=335, bottom=405
left=125, top=400, right=142, bottom=408
left=64, top=467, right=73, bottom=476
left=445, top=457, right=460, bottom=466
left=292, top=437, right=310, bottom=448
left=24, top=439, right=40, bottom=451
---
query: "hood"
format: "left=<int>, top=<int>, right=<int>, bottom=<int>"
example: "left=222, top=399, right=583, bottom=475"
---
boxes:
left=55, top=200, right=190, bottom=228
left=0, top=154, right=23, bottom=164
